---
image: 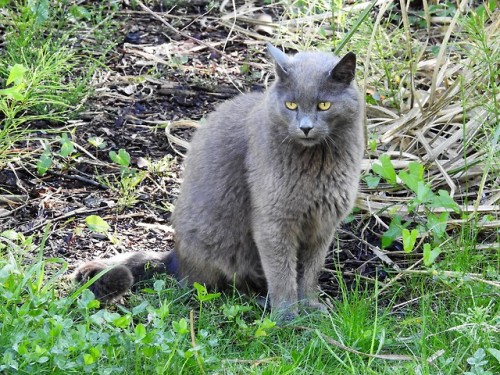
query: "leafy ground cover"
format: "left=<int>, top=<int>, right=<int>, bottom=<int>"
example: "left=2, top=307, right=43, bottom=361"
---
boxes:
left=0, top=0, right=498, bottom=373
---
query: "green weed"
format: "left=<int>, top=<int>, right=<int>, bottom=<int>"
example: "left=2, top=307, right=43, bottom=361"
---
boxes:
left=99, top=148, right=148, bottom=211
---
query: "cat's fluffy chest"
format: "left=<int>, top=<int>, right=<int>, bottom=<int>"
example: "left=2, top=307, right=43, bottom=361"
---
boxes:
left=246, top=140, right=350, bottom=223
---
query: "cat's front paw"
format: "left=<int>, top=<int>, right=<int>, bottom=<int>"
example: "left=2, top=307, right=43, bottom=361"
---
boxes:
left=300, top=299, right=329, bottom=314
left=272, top=308, right=299, bottom=325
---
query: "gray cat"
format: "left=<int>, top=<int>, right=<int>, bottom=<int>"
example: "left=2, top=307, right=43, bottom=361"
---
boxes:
left=74, top=43, right=364, bottom=320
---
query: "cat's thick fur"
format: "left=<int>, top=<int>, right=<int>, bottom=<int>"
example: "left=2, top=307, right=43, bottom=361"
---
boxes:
left=74, top=43, right=364, bottom=319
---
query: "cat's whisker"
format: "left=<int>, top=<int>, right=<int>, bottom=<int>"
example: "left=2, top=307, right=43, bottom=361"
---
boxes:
left=280, top=135, right=291, bottom=146
left=326, top=135, right=337, bottom=147
left=323, top=136, right=331, bottom=148
left=324, top=136, right=336, bottom=159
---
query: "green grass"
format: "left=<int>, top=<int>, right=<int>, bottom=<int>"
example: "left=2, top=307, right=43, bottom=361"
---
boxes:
left=0, top=0, right=118, bottom=167
left=1, top=232, right=498, bottom=374
left=1, top=1, right=499, bottom=374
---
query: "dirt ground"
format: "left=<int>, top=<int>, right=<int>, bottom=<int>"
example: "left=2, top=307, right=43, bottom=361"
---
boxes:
left=1, top=2, right=407, bottom=299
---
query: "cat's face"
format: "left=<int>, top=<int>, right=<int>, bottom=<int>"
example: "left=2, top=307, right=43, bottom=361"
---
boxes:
left=266, top=45, right=361, bottom=147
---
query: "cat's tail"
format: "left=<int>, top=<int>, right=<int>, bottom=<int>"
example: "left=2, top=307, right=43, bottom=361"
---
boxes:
left=72, top=250, right=179, bottom=302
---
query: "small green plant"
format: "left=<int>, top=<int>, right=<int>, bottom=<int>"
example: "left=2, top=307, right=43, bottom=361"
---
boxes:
left=0, top=228, right=35, bottom=255
left=465, top=348, right=494, bottom=375
left=222, top=303, right=252, bottom=330
left=85, top=215, right=111, bottom=233
left=36, top=144, right=53, bottom=176
left=370, top=155, right=461, bottom=266
left=87, top=136, right=107, bottom=151
left=148, top=154, right=175, bottom=176
left=0, top=64, right=29, bottom=161
left=109, top=148, right=132, bottom=169
left=85, top=215, right=119, bottom=244
left=253, top=317, right=276, bottom=337
left=103, top=148, right=147, bottom=210
left=35, top=133, right=78, bottom=175
left=0, top=63, right=27, bottom=101
left=193, top=282, right=221, bottom=328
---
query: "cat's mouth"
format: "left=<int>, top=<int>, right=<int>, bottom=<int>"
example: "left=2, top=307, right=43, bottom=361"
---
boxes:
left=290, top=126, right=325, bottom=146
left=296, top=136, right=322, bottom=147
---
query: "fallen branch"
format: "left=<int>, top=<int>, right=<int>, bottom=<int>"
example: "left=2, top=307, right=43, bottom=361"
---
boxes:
left=47, top=170, right=109, bottom=190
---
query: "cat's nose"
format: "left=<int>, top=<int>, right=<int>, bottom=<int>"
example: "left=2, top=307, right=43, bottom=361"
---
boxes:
left=301, top=127, right=312, bottom=136
left=299, top=118, right=313, bottom=136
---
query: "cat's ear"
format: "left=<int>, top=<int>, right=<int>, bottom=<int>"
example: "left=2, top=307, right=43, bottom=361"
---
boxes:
left=266, top=43, right=290, bottom=79
left=330, top=52, right=356, bottom=84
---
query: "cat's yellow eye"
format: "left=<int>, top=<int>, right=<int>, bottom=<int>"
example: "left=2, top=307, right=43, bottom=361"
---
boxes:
left=285, top=101, right=298, bottom=110
left=317, top=101, right=331, bottom=111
